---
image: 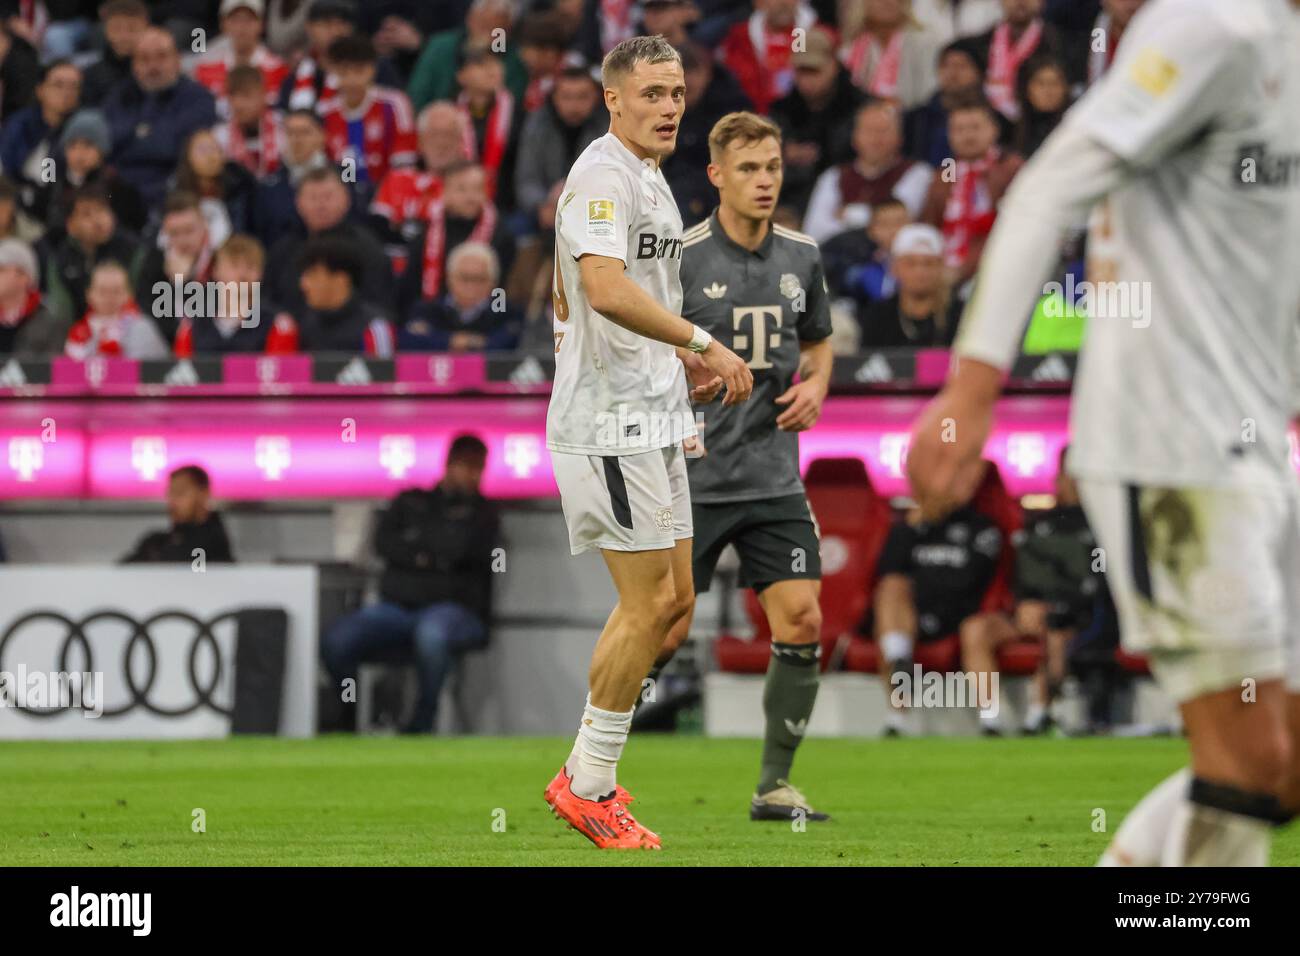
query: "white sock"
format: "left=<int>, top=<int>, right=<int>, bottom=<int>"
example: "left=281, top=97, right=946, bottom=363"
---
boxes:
left=1098, top=768, right=1190, bottom=866
left=978, top=709, right=1003, bottom=731
left=1023, top=702, right=1046, bottom=730
left=1160, top=781, right=1274, bottom=867
left=564, top=694, right=633, bottom=801
left=881, top=631, right=911, bottom=663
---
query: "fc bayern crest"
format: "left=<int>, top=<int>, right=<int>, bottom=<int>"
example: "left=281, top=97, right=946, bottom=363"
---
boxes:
left=779, top=273, right=802, bottom=299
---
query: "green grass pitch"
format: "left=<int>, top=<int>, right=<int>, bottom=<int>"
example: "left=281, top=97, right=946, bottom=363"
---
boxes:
left=2, top=735, right=1296, bottom=866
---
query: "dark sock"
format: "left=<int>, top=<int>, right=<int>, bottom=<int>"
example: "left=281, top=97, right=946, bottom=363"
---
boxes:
left=757, top=642, right=821, bottom=795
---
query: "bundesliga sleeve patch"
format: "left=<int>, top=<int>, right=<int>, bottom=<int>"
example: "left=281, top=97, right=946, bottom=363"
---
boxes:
left=587, top=198, right=616, bottom=238
left=1128, top=47, right=1179, bottom=97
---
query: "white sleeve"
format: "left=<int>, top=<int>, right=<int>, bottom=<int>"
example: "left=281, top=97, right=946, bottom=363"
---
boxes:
left=801, top=167, right=844, bottom=244
left=953, top=122, right=1128, bottom=371
left=555, top=164, right=636, bottom=265
left=895, top=162, right=934, bottom=219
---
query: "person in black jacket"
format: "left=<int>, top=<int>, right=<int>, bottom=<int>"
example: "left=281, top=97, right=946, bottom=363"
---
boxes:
left=322, top=435, right=499, bottom=733
left=122, top=465, right=235, bottom=564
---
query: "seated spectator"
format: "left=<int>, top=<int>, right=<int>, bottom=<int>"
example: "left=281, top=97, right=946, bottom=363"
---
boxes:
left=513, top=61, right=605, bottom=230
left=451, top=42, right=524, bottom=208
left=821, top=195, right=909, bottom=306
left=515, top=9, right=570, bottom=112
left=0, top=175, right=44, bottom=244
left=266, top=167, right=395, bottom=315
left=251, top=108, right=331, bottom=245
left=717, top=0, right=827, bottom=116
left=406, top=0, right=526, bottom=110
left=399, top=242, right=521, bottom=352
left=0, top=60, right=82, bottom=211
left=188, top=0, right=289, bottom=116
left=920, top=92, right=1022, bottom=288
left=64, top=259, right=170, bottom=359
left=398, top=160, right=514, bottom=315
left=857, top=222, right=958, bottom=347
left=122, top=465, right=235, bottom=564
left=291, top=234, right=395, bottom=355
left=986, top=446, right=1101, bottom=734
left=41, top=183, right=145, bottom=329
left=662, top=41, right=753, bottom=227
left=136, top=192, right=218, bottom=341
left=872, top=467, right=1005, bottom=736
left=1011, top=53, right=1070, bottom=159
left=368, top=5, right=430, bottom=87
left=173, top=234, right=298, bottom=356
left=0, top=21, right=40, bottom=122
left=902, top=38, right=983, bottom=167
left=167, top=128, right=259, bottom=245
left=101, top=27, right=219, bottom=208
left=1087, top=0, right=1144, bottom=87
left=322, top=434, right=498, bottom=734
left=41, top=110, right=148, bottom=240
left=0, top=238, right=68, bottom=354
left=319, top=33, right=417, bottom=208
left=768, top=28, right=864, bottom=219
left=802, top=100, right=932, bottom=243
left=970, top=0, right=1067, bottom=120
left=278, top=0, right=407, bottom=112
left=840, top=0, right=937, bottom=109
left=80, top=0, right=149, bottom=107
left=370, top=102, right=471, bottom=264
left=215, top=64, right=285, bottom=179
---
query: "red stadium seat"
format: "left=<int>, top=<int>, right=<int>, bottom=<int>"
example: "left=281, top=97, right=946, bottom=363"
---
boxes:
left=715, top=457, right=893, bottom=673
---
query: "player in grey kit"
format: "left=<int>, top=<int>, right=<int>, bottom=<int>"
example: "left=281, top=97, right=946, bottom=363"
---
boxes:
left=657, top=112, right=836, bottom=821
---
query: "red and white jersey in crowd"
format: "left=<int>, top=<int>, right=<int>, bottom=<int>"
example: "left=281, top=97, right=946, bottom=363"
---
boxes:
left=321, top=87, right=418, bottom=187
left=173, top=312, right=299, bottom=358
left=214, top=112, right=285, bottom=177
left=370, top=168, right=444, bottom=228
left=190, top=39, right=289, bottom=113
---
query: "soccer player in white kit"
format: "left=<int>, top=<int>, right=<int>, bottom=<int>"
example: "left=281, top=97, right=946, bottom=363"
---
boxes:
left=907, top=0, right=1300, bottom=865
left=542, top=35, right=753, bottom=849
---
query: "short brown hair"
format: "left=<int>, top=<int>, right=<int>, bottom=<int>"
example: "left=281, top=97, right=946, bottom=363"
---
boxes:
left=601, top=34, right=681, bottom=90
left=707, top=111, right=782, bottom=164
left=215, top=234, right=265, bottom=272
left=226, top=64, right=264, bottom=96
left=100, top=0, right=148, bottom=21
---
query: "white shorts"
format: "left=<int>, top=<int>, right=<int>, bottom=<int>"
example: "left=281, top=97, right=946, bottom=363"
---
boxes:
left=551, top=444, right=693, bottom=555
left=1077, top=472, right=1300, bottom=702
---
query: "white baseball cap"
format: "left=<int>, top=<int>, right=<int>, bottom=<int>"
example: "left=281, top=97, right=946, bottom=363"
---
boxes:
left=0, top=239, right=38, bottom=284
left=891, top=223, right=944, bottom=258
left=220, top=0, right=265, bottom=17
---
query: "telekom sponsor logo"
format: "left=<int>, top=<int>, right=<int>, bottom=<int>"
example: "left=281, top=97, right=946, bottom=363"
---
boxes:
left=254, top=436, right=292, bottom=480
left=1005, top=432, right=1048, bottom=477
left=379, top=435, right=416, bottom=479
left=8, top=437, right=43, bottom=481
left=130, top=437, right=168, bottom=481
left=878, top=433, right=910, bottom=478
left=504, top=434, right=542, bottom=478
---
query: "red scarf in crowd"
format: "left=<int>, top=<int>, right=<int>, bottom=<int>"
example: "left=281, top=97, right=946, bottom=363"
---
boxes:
left=845, top=30, right=904, bottom=98
left=288, top=56, right=338, bottom=112
left=225, top=112, right=282, bottom=177
left=421, top=200, right=498, bottom=300
left=985, top=19, right=1043, bottom=118
left=65, top=301, right=144, bottom=360
left=599, top=0, right=635, bottom=53
left=941, top=148, right=999, bottom=269
left=457, top=90, right=514, bottom=200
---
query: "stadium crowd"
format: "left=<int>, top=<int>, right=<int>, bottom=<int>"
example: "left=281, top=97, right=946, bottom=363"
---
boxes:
left=0, top=0, right=1139, bottom=361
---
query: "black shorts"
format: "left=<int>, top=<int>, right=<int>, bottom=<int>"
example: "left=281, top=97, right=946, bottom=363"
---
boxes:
left=691, top=493, right=821, bottom=594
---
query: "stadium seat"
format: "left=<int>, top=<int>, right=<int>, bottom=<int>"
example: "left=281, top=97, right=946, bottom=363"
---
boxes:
left=715, top=457, right=893, bottom=673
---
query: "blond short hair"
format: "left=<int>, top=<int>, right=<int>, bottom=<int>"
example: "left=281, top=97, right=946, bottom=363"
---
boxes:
left=601, top=35, right=681, bottom=90
left=707, top=111, right=782, bottom=164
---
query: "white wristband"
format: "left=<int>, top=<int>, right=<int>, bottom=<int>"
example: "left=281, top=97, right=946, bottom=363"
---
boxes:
left=686, top=324, right=712, bottom=353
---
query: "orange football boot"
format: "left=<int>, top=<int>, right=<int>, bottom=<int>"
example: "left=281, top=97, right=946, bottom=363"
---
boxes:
left=544, top=767, right=660, bottom=850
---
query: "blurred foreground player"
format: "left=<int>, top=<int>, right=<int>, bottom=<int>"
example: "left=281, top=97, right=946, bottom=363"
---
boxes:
left=908, top=0, right=1300, bottom=865
left=543, top=36, right=752, bottom=849
left=657, top=111, right=835, bottom=821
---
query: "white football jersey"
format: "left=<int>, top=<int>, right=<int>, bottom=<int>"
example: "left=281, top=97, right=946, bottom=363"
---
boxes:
left=957, top=0, right=1300, bottom=489
left=546, top=133, right=694, bottom=456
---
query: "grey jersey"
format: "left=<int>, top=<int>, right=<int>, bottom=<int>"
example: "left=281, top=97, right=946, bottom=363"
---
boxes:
left=680, top=210, right=833, bottom=503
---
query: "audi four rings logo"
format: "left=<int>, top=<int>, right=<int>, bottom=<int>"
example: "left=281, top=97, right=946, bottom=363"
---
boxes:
left=0, top=610, right=238, bottom=718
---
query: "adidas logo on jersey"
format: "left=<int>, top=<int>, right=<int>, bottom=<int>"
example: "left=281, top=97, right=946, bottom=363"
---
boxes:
left=163, top=360, right=199, bottom=386
left=1030, top=354, right=1072, bottom=382
left=0, top=358, right=27, bottom=388
left=702, top=282, right=727, bottom=299
left=336, top=357, right=373, bottom=385
left=854, top=353, right=893, bottom=383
